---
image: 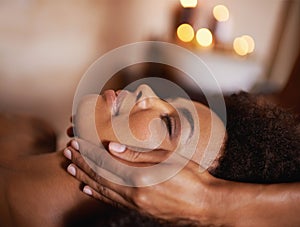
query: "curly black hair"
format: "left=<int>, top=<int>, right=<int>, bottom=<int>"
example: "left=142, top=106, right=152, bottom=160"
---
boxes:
left=210, top=92, right=300, bottom=183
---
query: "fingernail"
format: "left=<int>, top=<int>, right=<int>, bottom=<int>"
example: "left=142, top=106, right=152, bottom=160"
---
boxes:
left=63, top=148, right=72, bottom=160
left=83, top=186, right=92, bottom=195
left=67, top=164, right=76, bottom=176
left=109, top=142, right=126, bottom=153
left=71, top=140, right=79, bottom=150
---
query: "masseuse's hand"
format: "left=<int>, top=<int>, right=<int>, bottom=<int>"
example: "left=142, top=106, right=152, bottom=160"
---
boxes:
left=64, top=139, right=221, bottom=225
left=64, top=139, right=300, bottom=226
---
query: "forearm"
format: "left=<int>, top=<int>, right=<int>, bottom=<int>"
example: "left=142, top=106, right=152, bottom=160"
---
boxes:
left=215, top=180, right=300, bottom=227
left=179, top=173, right=300, bottom=227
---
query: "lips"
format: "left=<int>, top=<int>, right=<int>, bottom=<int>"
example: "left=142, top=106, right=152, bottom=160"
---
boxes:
left=113, top=90, right=128, bottom=116
left=104, top=89, right=128, bottom=116
left=103, top=90, right=116, bottom=114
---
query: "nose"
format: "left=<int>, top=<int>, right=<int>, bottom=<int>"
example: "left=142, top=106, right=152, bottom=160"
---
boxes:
left=135, top=84, right=158, bottom=101
left=134, top=84, right=158, bottom=109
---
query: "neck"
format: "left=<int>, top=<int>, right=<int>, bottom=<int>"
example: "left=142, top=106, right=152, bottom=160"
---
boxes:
left=4, top=150, right=110, bottom=227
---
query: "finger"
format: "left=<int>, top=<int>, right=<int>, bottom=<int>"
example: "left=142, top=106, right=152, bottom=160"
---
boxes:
left=64, top=145, right=100, bottom=182
left=108, top=142, right=171, bottom=164
left=71, top=139, right=137, bottom=181
left=66, top=151, right=139, bottom=208
left=66, top=145, right=135, bottom=194
left=66, top=140, right=73, bottom=148
left=71, top=139, right=80, bottom=150
left=66, top=139, right=80, bottom=149
left=69, top=139, right=192, bottom=187
left=67, top=162, right=135, bottom=209
left=82, top=185, right=130, bottom=209
left=72, top=138, right=106, bottom=161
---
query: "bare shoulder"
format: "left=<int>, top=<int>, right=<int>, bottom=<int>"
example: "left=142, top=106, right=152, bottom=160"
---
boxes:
left=0, top=113, right=57, bottom=165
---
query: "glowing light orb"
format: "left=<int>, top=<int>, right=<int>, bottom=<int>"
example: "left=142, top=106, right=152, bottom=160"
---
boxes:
left=242, top=35, right=255, bottom=53
left=196, top=28, right=213, bottom=47
left=213, top=5, right=230, bottom=22
left=233, top=37, right=248, bottom=56
left=180, top=0, right=197, bottom=8
left=177, top=23, right=195, bottom=42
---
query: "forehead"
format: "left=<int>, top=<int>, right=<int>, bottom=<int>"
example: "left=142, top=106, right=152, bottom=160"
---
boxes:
left=167, top=97, right=210, bottom=121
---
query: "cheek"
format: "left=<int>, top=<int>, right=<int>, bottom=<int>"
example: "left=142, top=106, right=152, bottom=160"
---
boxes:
left=96, top=116, right=110, bottom=135
left=129, top=112, right=152, bottom=141
left=95, top=108, right=170, bottom=150
left=95, top=107, right=117, bottom=142
left=95, top=110, right=156, bottom=146
left=129, top=111, right=167, bottom=147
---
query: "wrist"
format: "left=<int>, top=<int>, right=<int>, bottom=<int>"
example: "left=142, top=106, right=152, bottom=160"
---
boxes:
left=190, top=173, right=253, bottom=226
left=207, top=179, right=263, bottom=226
left=202, top=176, right=238, bottom=226
left=182, top=172, right=233, bottom=226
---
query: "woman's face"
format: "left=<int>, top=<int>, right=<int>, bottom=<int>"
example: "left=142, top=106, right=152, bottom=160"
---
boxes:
left=75, top=84, right=225, bottom=165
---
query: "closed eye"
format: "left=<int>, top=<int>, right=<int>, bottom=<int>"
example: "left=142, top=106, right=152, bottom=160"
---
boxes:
left=161, top=114, right=174, bottom=137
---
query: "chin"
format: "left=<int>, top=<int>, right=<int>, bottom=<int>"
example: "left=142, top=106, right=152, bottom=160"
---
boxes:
left=75, top=95, right=100, bottom=145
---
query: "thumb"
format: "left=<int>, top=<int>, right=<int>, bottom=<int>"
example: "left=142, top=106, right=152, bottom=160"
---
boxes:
left=108, top=142, right=171, bottom=164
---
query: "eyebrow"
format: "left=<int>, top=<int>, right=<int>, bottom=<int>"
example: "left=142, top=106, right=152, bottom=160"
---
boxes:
left=178, top=107, right=194, bottom=139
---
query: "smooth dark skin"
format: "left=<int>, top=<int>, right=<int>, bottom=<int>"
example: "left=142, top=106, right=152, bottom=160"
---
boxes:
left=0, top=115, right=114, bottom=227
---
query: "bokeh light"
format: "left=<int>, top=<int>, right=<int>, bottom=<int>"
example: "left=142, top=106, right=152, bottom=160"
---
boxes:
left=196, top=28, right=213, bottom=47
left=213, top=5, right=230, bottom=22
left=242, top=35, right=255, bottom=53
left=177, top=23, right=195, bottom=42
left=233, top=37, right=248, bottom=56
left=180, top=0, right=198, bottom=8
